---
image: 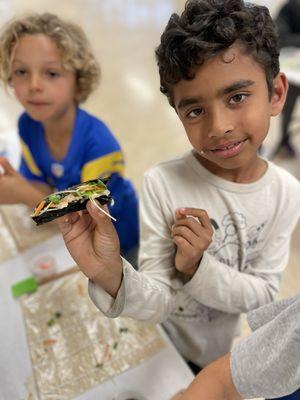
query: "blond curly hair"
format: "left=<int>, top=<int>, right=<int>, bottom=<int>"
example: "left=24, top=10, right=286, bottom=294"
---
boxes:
left=0, top=12, right=100, bottom=103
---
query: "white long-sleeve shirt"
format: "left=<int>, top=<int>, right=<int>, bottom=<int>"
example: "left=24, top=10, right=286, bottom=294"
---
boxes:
left=89, top=151, right=300, bottom=366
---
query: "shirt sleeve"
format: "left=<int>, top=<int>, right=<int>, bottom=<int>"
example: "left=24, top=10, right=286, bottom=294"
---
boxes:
left=231, top=296, right=300, bottom=398
left=88, top=258, right=178, bottom=323
left=80, top=120, right=125, bottom=182
left=19, top=155, right=44, bottom=182
left=182, top=201, right=300, bottom=314
left=247, top=293, right=300, bottom=331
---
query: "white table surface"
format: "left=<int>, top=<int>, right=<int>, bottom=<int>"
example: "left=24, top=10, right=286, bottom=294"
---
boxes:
left=0, top=234, right=194, bottom=400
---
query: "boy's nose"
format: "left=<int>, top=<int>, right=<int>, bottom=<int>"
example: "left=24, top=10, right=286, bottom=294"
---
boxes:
left=207, top=107, right=234, bottom=138
left=29, top=74, right=43, bottom=92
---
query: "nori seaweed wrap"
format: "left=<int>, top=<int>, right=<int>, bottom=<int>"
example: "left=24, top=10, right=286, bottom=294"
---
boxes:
left=31, top=178, right=113, bottom=225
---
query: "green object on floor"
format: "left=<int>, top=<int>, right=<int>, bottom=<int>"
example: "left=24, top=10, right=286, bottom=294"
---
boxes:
left=11, top=276, right=38, bottom=298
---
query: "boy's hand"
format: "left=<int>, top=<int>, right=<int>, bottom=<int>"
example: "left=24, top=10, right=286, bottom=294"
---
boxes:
left=0, top=157, right=49, bottom=207
left=57, top=201, right=123, bottom=297
left=0, top=156, right=16, bottom=176
left=0, top=157, right=28, bottom=203
left=172, top=208, right=213, bottom=276
left=171, top=390, right=185, bottom=399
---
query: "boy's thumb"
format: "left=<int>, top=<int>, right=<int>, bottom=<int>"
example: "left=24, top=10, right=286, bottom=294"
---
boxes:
left=87, top=200, right=114, bottom=230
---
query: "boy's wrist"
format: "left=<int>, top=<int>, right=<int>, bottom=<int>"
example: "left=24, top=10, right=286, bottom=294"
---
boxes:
left=184, top=257, right=202, bottom=277
left=16, top=178, right=47, bottom=208
left=90, top=256, right=123, bottom=298
left=23, top=181, right=54, bottom=209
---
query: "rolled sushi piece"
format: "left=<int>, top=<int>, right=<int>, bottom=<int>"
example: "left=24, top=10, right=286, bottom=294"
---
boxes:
left=31, top=178, right=114, bottom=225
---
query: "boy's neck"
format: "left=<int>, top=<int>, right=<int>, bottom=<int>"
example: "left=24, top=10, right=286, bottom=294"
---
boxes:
left=43, top=104, right=76, bottom=139
left=193, top=150, right=267, bottom=184
left=42, top=105, right=77, bottom=160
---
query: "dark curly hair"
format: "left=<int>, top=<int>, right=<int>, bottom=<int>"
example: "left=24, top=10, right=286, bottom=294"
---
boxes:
left=155, top=0, right=280, bottom=106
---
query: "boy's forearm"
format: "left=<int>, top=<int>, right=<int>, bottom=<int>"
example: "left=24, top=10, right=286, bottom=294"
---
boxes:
left=0, top=179, right=50, bottom=208
left=180, top=354, right=241, bottom=400
left=19, top=181, right=52, bottom=208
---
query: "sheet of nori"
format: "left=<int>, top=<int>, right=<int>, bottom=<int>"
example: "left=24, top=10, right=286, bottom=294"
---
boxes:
left=32, top=195, right=112, bottom=225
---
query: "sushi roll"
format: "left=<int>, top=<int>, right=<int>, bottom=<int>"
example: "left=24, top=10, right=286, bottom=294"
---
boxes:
left=31, top=178, right=113, bottom=225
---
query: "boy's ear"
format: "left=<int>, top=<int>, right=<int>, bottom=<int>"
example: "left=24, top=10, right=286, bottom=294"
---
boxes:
left=270, top=73, right=289, bottom=117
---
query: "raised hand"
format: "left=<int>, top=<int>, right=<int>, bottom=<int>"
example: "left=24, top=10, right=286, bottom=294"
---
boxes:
left=57, top=201, right=123, bottom=297
left=0, top=157, right=27, bottom=203
left=172, top=207, right=213, bottom=276
left=0, top=156, right=16, bottom=176
left=0, top=156, right=49, bottom=206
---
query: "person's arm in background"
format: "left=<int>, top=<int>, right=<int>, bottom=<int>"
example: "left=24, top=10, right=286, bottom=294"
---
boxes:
left=171, top=354, right=240, bottom=400
left=276, top=1, right=300, bottom=48
left=0, top=156, right=51, bottom=208
left=0, top=112, right=53, bottom=208
left=172, top=294, right=300, bottom=400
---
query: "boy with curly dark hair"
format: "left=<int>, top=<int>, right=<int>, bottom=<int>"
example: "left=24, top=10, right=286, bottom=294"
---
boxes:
left=58, top=0, right=300, bottom=378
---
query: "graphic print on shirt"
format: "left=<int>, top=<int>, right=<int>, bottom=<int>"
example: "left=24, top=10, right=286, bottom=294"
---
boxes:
left=173, top=212, right=268, bottom=322
left=209, top=212, right=267, bottom=268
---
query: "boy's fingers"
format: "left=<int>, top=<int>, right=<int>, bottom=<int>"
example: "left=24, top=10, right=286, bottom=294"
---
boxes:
left=0, top=157, right=15, bottom=174
left=86, top=200, right=115, bottom=232
left=173, top=224, right=211, bottom=248
left=177, top=207, right=212, bottom=230
left=173, top=234, right=193, bottom=251
left=56, top=212, right=80, bottom=234
left=172, top=222, right=203, bottom=241
left=173, top=216, right=206, bottom=237
left=175, top=208, right=186, bottom=220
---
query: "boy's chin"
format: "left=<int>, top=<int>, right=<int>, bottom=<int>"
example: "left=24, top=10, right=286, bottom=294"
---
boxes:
left=197, top=151, right=257, bottom=170
left=26, top=111, right=50, bottom=123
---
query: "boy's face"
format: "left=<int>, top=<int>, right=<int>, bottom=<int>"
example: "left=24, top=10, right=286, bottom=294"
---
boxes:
left=10, top=34, right=77, bottom=124
left=172, top=44, right=286, bottom=180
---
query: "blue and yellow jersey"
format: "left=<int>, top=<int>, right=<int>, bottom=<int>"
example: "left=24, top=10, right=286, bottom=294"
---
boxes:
left=18, top=108, right=139, bottom=254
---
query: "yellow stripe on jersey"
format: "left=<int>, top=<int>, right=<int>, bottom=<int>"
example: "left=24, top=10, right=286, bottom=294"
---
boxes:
left=20, top=139, right=42, bottom=176
left=81, top=151, right=125, bottom=182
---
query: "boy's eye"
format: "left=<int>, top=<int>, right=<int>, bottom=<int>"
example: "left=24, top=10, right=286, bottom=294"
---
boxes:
left=13, top=69, right=26, bottom=76
left=229, top=93, right=248, bottom=104
left=47, top=71, right=60, bottom=78
left=187, top=108, right=204, bottom=118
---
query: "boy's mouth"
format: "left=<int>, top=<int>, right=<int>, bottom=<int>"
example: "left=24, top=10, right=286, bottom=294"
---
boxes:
left=209, top=139, right=247, bottom=158
left=28, top=101, right=50, bottom=106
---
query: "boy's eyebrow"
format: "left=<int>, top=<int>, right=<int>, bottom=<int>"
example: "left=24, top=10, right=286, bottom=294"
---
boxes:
left=221, top=79, right=255, bottom=95
left=177, top=79, right=255, bottom=110
left=12, top=59, right=62, bottom=67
